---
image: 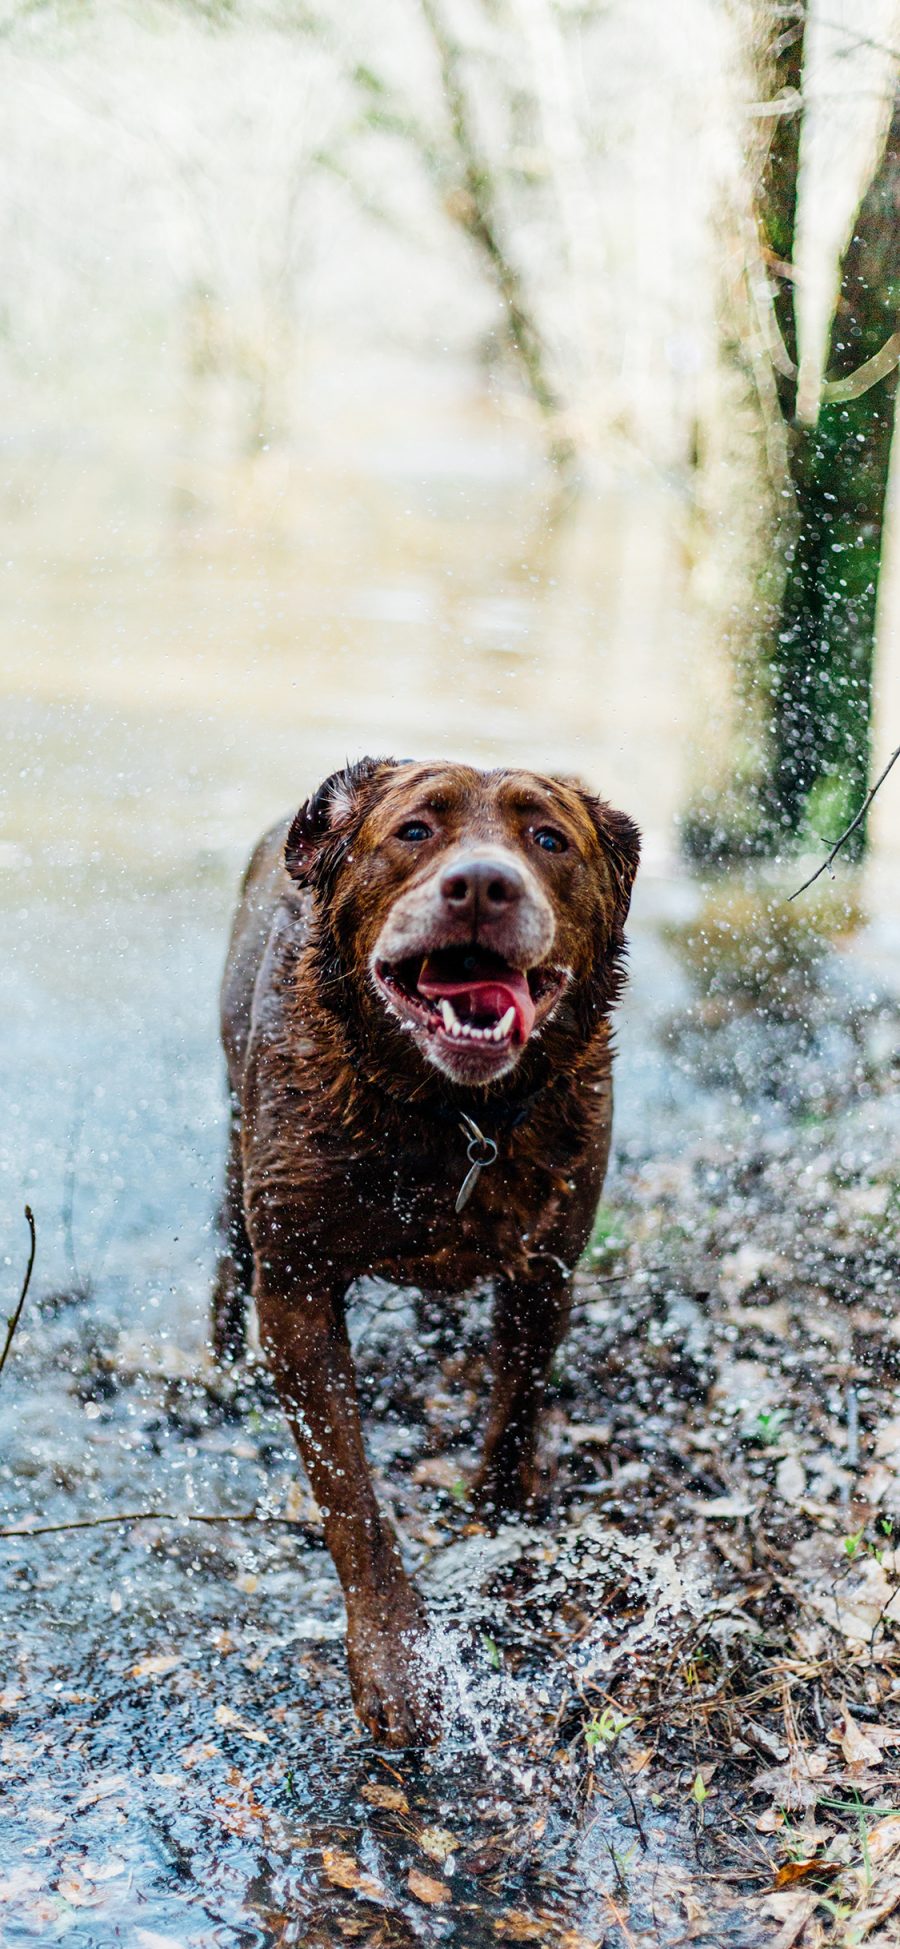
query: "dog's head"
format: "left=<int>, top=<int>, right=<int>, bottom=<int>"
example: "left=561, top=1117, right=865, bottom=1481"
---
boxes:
left=286, top=759, right=640, bottom=1086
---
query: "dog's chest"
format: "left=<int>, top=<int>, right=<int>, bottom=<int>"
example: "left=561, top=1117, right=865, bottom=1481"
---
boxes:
left=315, top=1127, right=585, bottom=1290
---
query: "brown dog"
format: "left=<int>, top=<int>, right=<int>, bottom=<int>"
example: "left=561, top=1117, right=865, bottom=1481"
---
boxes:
left=213, top=758, right=639, bottom=1745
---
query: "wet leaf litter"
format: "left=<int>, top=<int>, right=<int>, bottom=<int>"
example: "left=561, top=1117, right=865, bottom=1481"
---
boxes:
left=2, top=902, right=900, bottom=1945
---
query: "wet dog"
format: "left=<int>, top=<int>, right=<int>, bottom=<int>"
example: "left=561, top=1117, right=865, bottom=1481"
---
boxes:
left=213, top=759, right=640, bottom=1744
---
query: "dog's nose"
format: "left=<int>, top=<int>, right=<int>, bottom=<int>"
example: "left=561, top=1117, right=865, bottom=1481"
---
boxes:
left=439, top=855, right=524, bottom=919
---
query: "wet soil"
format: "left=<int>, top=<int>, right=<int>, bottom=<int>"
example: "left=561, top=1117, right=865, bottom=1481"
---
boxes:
left=2, top=891, right=900, bottom=1947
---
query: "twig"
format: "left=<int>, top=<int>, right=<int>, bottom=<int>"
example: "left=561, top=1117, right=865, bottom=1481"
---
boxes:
left=0, top=1507, right=324, bottom=1543
left=789, top=743, right=900, bottom=899
left=0, top=1206, right=36, bottom=1385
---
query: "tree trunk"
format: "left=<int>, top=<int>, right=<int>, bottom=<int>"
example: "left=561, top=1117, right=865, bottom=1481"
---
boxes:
left=759, top=11, right=900, bottom=853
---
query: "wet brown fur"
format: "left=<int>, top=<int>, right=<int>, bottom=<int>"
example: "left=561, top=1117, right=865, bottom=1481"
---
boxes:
left=213, top=759, right=640, bottom=1744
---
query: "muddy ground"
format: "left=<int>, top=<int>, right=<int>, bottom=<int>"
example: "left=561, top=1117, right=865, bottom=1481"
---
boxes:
left=2, top=883, right=900, bottom=1948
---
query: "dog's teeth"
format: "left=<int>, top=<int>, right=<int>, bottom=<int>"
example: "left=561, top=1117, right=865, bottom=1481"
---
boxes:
left=496, top=1006, right=516, bottom=1038
left=439, top=998, right=458, bottom=1031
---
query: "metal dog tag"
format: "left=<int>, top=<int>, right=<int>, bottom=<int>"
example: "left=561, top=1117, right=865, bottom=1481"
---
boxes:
left=455, top=1115, right=499, bottom=1214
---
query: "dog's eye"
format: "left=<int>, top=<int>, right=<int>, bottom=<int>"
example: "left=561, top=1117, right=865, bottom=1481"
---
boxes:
left=533, top=826, right=567, bottom=854
left=396, top=820, right=432, bottom=842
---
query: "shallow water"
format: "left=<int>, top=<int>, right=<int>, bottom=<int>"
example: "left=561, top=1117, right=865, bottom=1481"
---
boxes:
left=2, top=376, right=895, bottom=1946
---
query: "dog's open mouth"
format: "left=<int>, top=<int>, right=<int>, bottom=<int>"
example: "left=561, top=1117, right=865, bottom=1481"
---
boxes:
left=374, top=946, right=565, bottom=1050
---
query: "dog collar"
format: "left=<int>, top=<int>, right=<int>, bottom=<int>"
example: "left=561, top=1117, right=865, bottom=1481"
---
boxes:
left=454, top=1113, right=499, bottom=1213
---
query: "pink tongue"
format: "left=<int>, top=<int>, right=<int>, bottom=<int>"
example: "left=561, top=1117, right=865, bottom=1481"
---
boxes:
left=417, top=967, right=536, bottom=1042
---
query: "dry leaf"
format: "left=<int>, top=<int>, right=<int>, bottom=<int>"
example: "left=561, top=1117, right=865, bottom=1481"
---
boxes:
left=867, top=1817, right=900, bottom=1867
left=180, top=1741, right=218, bottom=1770
left=757, top=1807, right=785, bottom=1832
left=361, top=1782, right=408, bottom=1813
left=407, top=1868, right=450, bottom=1905
left=214, top=1704, right=268, bottom=1743
left=776, top=1455, right=807, bottom=1504
left=773, top=1859, right=840, bottom=1888
left=418, top=1825, right=458, bottom=1863
left=623, top=1746, right=653, bottom=1775
left=322, top=1849, right=384, bottom=1902
left=759, top=1889, right=818, bottom=1949
left=130, top=1653, right=181, bottom=1680
left=853, top=1875, right=900, bottom=1936
left=838, top=1706, right=882, bottom=1769
left=689, top=1494, right=756, bottom=1519
left=494, top=1913, right=544, bottom=1941
left=80, top=1859, right=127, bottom=1883
left=566, top=1422, right=612, bottom=1447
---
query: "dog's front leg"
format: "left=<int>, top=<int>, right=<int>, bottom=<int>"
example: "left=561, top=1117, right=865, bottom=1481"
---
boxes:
left=472, top=1267, right=572, bottom=1519
left=256, top=1278, right=435, bottom=1746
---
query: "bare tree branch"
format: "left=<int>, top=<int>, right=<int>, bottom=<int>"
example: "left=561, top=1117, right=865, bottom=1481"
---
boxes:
left=0, top=1505, right=324, bottom=1543
left=823, top=329, right=900, bottom=402
left=418, top=0, right=574, bottom=466
left=0, top=1206, right=35, bottom=1385
left=789, top=742, right=900, bottom=899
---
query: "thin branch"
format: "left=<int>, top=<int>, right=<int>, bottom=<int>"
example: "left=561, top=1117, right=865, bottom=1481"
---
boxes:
left=0, top=1506, right=324, bottom=1543
left=0, top=1206, right=36, bottom=1384
left=418, top=0, right=573, bottom=466
left=823, top=330, right=900, bottom=403
left=789, top=742, right=900, bottom=899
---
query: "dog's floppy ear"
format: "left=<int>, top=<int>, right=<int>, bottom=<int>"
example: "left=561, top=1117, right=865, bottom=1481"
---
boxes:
left=587, top=796, right=641, bottom=929
left=552, top=777, right=641, bottom=931
left=285, top=757, right=396, bottom=886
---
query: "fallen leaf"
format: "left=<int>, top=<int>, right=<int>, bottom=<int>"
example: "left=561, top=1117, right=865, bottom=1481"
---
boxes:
left=0, top=1867, right=44, bottom=1903
left=130, top=1653, right=181, bottom=1680
left=566, top=1422, right=612, bottom=1447
left=214, top=1704, right=268, bottom=1743
left=57, top=1875, right=105, bottom=1908
left=773, top=1859, right=840, bottom=1888
left=361, top=1781, right=409, bottom=1813
left=418, top=1825, right=458, bottom=1863
left=749, top=1752, right=830, bottom=1810
left=494, top=1914, right=544, bottom=1942
left=464, top=1838, right=508, bottom=1876
left=689, top=1494, right=756, bottom=1519
left=867, top=1817, right=900, bottom=1866
left=759, top=1889, right=817, bottom=1949
left=623, top=1746, right=653, bottom=1775
left=838, top=1706, right=882, bottom=1769
left=180, top=1741, right=218, bottom=1770
left=408, top=1868, right=450, bottom=1905
left=756, top=1808, right=785, bottom=1832
left=776, top=1455, right=807, bottom=1504
left=322, top=1849, right=384, bottom=1902
left=873, top=1417, right=900, bottom=1461
left=853, top=1874, right=900, bottom=1935
left=80, top=1859, right=127, bottom=1883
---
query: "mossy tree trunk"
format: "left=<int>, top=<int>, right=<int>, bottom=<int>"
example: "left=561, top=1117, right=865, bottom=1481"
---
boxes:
left=759, top=12, right=900, bottom=854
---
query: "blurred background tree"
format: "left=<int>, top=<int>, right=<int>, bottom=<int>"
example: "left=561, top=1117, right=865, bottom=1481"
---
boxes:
left=753, top=0, right=900, bottom=861
left=0, top=0, right=898, bottom=875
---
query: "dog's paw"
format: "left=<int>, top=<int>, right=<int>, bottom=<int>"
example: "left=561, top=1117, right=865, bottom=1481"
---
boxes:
left=346, top=1599, right=440, bottom=1749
